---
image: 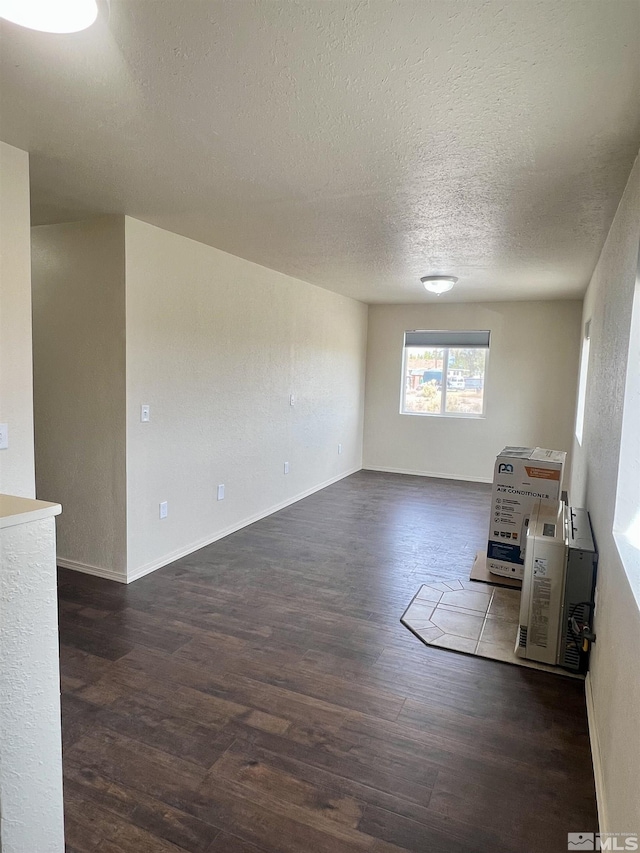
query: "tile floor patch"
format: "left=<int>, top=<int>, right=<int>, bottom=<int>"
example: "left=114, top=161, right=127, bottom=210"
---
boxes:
left=439, top=588, right=493, bottom=612
left=431, top=634, right=478, bottom=654
left=430, top=607, right=484, bottom=641
left=428, top=582, right=455, bottom=593
left=421, top=626, right=445, bottom=642
left=475, top=639, right=517, bottom=664
left=401, top=576, right=583, bottom=680
left=480, top=616, right=519, bottom=645
left=415, top=585, right=444, bottom=603
left=403, top=601, right=436, bottom=628
left=487, top=588, right=521, bottom=620
left=437, top=603, right=490, bottom=618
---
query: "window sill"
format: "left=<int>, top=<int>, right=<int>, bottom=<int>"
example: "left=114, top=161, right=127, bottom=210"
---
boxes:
left=613, top=531, right=640, bottom=611
left=399, top=411, right=486, bottom=420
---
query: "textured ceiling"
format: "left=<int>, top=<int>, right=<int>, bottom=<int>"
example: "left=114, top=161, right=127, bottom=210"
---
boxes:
left=1, top=1, right=639, bottom=303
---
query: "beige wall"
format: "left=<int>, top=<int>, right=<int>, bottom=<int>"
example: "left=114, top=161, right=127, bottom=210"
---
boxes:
left=0, top=141, right=35, bottom=498
left=1, top=509, right=64, bottom=853
left=364, top=301, right=582, bottom=482
left=31, top=217, right=127, bottom=578
left=124, top=217, right=367, bottom=579
left=570, top=153, right=640, bottom=832
left=30, top=215, right=367, bottom=580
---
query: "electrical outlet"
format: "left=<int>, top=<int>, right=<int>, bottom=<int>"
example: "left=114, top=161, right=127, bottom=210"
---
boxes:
left=289, top=394, right=295, bottom=407
left=284, top=461, right=289, bottom=474
left=141, top=405, right=150, bottom=423
left=338, top=443, right=342, bottom=455
left=159, top=501, right=168, bottom=519
left=217, top=484, right=225, bottom=501
left=0, top=423, right=8, bottom=450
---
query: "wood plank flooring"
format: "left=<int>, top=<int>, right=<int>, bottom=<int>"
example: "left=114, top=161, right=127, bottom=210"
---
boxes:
left=58, top=471, right=597, bottom=853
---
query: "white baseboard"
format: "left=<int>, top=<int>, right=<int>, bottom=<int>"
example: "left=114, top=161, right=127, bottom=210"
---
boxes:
left=585, top=673, right=607, bottom=832
left=125, top=465, right=362, bottom=583
left=56, top=556, right=128, bottom=584
left=362, top=465, right=492, bottom=484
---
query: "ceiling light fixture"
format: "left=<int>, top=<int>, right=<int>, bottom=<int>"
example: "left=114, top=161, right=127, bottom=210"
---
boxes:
left=421, top=275, right=458, bottom=295
left=0, top=0, right=99, bottom=33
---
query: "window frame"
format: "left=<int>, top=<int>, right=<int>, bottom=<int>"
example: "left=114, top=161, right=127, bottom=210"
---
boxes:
left=399, top=332, right=490, bottom=419
left=575, top=319, right=591, bottom=446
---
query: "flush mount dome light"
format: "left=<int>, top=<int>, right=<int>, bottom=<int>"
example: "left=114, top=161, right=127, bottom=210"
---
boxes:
left=421, top=275, right=458, bottom=295
left=0, top=0, right=99, bottom=33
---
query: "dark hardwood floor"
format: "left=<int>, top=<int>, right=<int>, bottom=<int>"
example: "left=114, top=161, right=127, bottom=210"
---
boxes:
left=58, top=471, right=597, bottom=853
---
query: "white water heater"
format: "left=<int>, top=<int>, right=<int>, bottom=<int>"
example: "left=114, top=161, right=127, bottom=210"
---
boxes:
left=515, top=499, right=598, bottom=672
left=516, top=499, right=568, bottom=666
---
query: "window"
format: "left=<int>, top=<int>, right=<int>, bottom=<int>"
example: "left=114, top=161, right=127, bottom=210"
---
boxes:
left=401, top=330, right=490, bottom=417
left=575, top=319, right=591, bottom=445
left=614, top=242, right=640, bottom=596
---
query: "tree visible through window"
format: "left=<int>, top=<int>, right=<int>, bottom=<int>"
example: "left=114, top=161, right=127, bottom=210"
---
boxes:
left=401, top=331, right=490, bottom=417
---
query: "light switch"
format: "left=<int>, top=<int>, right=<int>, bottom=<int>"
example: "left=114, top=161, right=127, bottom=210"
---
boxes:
left=284, top=461, right=289, bottom=474
left=0, top=423, right=7, bottom=450
left=217, top=484, right=225, bottom=501
left=141, top=405, right=150, bottom=423
left=159, top=501, right=168, bottom=519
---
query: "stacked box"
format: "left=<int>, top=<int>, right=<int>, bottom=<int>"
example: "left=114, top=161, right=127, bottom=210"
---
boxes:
left=487, top=447, right=566, bottom=579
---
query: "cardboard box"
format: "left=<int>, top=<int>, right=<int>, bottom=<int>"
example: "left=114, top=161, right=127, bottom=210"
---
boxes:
left=487, top=447, right=566, bottom=579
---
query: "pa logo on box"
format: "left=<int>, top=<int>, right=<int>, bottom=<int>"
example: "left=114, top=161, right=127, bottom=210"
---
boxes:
left=498, top=463, right=514, bottom=474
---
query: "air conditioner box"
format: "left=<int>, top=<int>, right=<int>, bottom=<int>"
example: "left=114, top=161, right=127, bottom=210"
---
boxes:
left=487, top=446, right=566, bottom=579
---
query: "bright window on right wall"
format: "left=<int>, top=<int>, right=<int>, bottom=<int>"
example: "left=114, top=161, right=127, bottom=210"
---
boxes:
left=614, top=239, right=640, bottom=589
left=575, top=319, right=591, bottom=445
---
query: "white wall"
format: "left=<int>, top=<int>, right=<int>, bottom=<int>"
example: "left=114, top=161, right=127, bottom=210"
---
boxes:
left=364, top=301, right=582, bottom=482
left=0, top=142, right=63, bottom=852
left=125, top=217, right=367, bottom=579
left=0, top=141, right=35, bottom=497
left=570, top=153, right=640, bottom=833
left=31, top=217, right=127, bottom=578
left=0, top=506, right=64, bottom=853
